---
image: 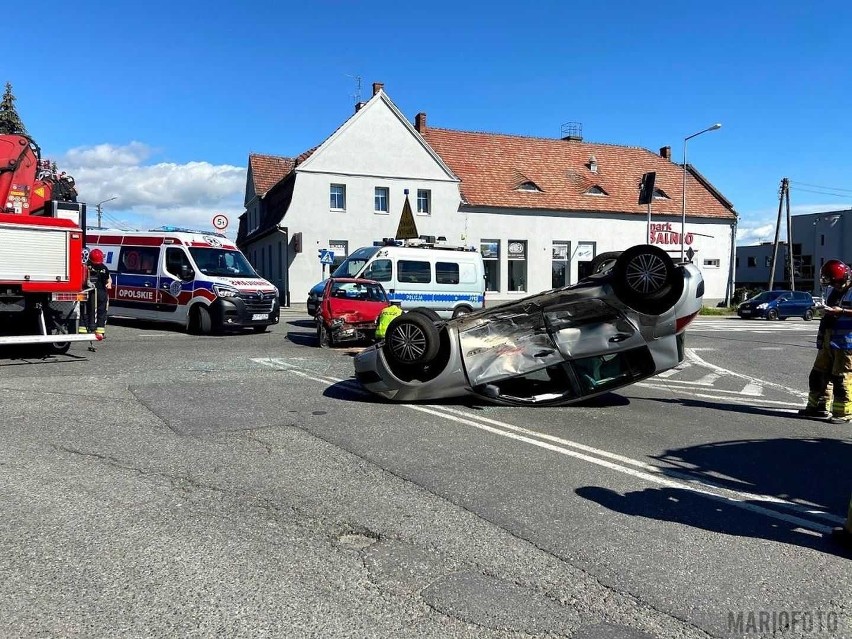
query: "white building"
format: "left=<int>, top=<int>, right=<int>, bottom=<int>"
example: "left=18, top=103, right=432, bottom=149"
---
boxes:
left=238, top=83, right=738, bottom=307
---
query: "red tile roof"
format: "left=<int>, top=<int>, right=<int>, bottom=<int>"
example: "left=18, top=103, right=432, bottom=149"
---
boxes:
left=248, top=153, right=295, bottom=197
left=421, top=128, right=736, bottom=220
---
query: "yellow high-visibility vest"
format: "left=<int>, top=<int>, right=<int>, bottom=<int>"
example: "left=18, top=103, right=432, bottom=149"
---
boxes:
left=375, top=305, right=403, bottom=339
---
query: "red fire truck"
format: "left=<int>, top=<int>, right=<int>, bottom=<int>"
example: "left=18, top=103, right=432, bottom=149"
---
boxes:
left=0, top=133, right=99, bottom=353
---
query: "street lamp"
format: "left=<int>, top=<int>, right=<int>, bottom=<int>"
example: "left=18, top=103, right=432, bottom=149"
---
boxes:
left=95, top=196, right=118, bottom=228
left=681, top=123, right=721, bottom=261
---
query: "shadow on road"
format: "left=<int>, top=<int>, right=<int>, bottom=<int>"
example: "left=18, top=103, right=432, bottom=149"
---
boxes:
left=576, top=484, right=851, bottom=559
left=577, top=435, right=852, bottom=558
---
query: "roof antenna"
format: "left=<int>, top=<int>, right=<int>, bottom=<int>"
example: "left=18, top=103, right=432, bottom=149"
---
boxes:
left=345, top=74, right=362, bottom=104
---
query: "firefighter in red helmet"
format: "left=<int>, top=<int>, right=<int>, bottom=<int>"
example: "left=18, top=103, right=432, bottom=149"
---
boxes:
left=79, top=248, right=112, bottom=337
left=799, top=259, right=852, bottom=423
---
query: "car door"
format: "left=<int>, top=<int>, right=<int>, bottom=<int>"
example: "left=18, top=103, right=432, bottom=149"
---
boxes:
left=159, top=247, right=195, bottom=318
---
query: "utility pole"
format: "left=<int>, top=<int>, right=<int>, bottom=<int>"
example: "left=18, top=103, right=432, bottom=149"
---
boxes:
left=784, top=179, right=794, bottom=290
left=95, top=196, right=118, bottom=228
left=768, top=178, right=787, bottom=290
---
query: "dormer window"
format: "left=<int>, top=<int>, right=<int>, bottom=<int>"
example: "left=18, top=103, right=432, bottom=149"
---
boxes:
left=515, top=181, right=542, bottom=193
left=585, top=185, right=608, bottom=196
left=653, top=188, right=670, bottom=200
left=588, top=155, right=598, bottom=173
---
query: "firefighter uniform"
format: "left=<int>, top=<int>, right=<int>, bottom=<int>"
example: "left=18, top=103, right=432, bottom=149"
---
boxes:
left=81, top=257, right=112, bottom=336
left=803, top=281, right=852, bottom=423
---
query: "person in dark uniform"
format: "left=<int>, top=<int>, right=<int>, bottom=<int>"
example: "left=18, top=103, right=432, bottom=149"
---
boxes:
left=79, top=248, right=112, bottom=337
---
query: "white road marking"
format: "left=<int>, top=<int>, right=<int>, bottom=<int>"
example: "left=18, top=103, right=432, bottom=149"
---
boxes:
left=685, top=349, right=808, bottom=399
left=251, top=357, right=844, bottom=533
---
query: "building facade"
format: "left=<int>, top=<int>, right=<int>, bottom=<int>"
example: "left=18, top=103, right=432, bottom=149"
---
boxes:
left=735, top=209, right=852, bottom=295
left=239, top=83, right=738, bottom=308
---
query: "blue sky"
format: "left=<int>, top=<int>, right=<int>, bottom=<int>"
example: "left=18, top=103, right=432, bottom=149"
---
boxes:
left=7, top=0, right=852, bottom=242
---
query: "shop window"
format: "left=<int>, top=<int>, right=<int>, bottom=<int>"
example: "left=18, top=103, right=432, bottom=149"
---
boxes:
left=508, top=240, right=527, bottom=292
left=552, top=241, right=570, bottom=288
left=481, top=239, right=500, bottom=292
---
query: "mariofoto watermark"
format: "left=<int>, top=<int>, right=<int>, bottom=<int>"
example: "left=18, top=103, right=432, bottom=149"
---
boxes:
left=727, top=610, right=844, bottom=635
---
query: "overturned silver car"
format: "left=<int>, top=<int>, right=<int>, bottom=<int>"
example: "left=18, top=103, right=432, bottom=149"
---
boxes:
left=353, top=245, right=704, bottom=406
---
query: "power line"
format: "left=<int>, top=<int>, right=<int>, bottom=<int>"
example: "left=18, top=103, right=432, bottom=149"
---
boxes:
left=788, top=180, right=852, bottom=194
left=789, top=186, right=852, bottom=198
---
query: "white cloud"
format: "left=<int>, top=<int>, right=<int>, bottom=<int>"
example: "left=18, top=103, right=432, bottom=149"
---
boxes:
left=58, top=143, right=246, bottom=236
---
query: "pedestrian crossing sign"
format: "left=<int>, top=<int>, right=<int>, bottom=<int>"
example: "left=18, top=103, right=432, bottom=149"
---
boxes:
left=319, top=249, right=335, bottom=265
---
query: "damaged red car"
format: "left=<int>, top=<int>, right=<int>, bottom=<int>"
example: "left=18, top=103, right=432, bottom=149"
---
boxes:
left=316, top=277, right=390, bottom=347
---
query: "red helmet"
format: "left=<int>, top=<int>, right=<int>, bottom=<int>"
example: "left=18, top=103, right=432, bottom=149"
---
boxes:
left=820, top=259, right=850, bottom=287
left=89, top=248, right=105, bottom=265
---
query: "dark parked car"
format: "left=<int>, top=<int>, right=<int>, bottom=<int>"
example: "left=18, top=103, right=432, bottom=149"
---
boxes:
left=353, top=245, right=704, bottom=406
left=736, top=290, right=815, bottom=320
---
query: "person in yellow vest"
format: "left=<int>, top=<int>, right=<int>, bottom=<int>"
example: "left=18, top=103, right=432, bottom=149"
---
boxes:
left=375, top=302, right=402, bottom=341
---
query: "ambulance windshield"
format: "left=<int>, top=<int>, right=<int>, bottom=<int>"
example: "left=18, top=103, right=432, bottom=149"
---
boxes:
left=188, top=248, right=258, bottom=278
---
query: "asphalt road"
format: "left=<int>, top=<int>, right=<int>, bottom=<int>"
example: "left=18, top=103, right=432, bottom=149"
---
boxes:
left=0, top=313, right=849, bottom=639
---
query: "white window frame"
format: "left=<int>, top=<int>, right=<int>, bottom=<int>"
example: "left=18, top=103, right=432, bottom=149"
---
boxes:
left=374, top=186, right=389, bottom=214
left=330, top=184, right=346, bottom=211
left=417, top=189, right=431, bottom=215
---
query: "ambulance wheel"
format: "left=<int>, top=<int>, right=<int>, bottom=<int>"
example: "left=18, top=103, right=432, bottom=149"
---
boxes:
left=452, top=305, right=473, bottom=318
left=384, top=312, right=440, bottom=366
left=190, top=305, right=213, bottom=335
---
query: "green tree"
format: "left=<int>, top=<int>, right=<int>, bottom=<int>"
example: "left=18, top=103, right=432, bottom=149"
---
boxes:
left=0, top=82, right=28, bottom=136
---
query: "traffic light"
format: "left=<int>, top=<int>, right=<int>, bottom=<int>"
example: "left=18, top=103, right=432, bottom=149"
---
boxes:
left=292, top=232, right=302, bottom=253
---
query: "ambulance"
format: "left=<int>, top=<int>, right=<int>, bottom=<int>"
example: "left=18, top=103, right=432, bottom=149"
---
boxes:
left=86, top=227, right=279, bottom=334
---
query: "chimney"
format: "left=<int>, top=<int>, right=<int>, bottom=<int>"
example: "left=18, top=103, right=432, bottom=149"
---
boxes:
left=659, top=145, right=672, bottom=160
left=415, top=112, right=427, bottom=133
left=355, top=101, right=366, bottom=113
left=372, top=82, right=384, bottom=96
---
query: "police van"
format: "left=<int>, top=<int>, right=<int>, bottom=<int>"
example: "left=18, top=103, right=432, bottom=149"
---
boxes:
left=308, top=238, right=485, bottom=319
left=87, top=227, right=279, bottom=334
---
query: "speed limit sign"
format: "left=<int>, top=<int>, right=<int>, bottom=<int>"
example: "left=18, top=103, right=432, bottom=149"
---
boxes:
left=212, top=214, right=229, bottom=231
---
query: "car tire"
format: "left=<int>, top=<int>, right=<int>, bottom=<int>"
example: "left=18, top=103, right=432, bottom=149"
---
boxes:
left=190, top=305, right=213, bottom=335
left=589, top=251, right=623, bottom=276
left=409, top=307, right=442, bottom=321
left=317, top=322, right=333, bottom=348
left=383, top=312, right=440, bottom=366
left=452, top=305, right=473, bottom=318
left=804, top=309, right=814, bottom=321
left=610, top=245, right=683, bottom=315
left=766, top=309, right=779, bottom=321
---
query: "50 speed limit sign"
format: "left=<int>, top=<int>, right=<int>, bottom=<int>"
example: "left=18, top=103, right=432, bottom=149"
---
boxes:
left=212, top=214, right=229, bottom=231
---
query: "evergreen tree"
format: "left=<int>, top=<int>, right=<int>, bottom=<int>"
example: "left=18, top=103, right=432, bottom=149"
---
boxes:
left=0, top=82, right=28, bottom=136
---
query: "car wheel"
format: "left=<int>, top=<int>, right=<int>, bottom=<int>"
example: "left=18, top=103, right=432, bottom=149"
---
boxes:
left=766, top=309, right=779, bottom=321
left=452, top=305, right=473, bottom=318
left=317, top=322, right=333, bottom=348
left=803, top=309, right=814, bottom=321
left=409, top=307, right=441, bottom=321
left=589, top=251, right=623, bottom=275
left=383, top=312, right=440, bottom=365
left=610, top=245, right=683, bottom=315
